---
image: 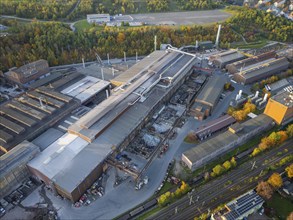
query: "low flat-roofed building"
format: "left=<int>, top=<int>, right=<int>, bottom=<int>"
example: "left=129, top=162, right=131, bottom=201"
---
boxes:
left=209, top=50, right=246, bottom=69
left=198, top=41, right=214, bottom=50
left=233, top=57, right=289, bottom=85
left=226, top=51, right=276, bottom=74
left=264, top=90, right=293, bottom=124
left=0, top=141, right=40, bottom=198
left=212, top=190, right=264, bottom=220
left=87, top=14, right=110, bottom=24
left=194, top=115, right=236, bottom=140
left=190, top=75, right=227, bottom=120
left=4, top=60, right=50, bottom=87
left=182, top=114, right=273, bottom=171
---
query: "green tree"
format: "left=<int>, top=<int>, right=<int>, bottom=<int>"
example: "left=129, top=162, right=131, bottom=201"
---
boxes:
left=286, top=124, right=293, bottom=138
left=267, top=173, right=283, bottom=189
left=223, top=160, right=232, bottom=171
left=285, top=164, right=293, bottom=178
left=212, top=165, right=225, bottom=176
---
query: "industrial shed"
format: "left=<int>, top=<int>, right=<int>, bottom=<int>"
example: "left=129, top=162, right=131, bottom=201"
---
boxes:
left=29, top=50, right=196, bottom=202
left=190, top=75, right=227, bottom=120
left=194, top=115, right=236, bottom=140
left=28, top=133, right=110, bottom=202
left=0, top=141, right=40, bottom=198
left=209, top=50, right=246, bottom=69
left=110, top=50, right=167, bottom=87
left=233, top=57, right=289, bottom=85
left=182, top=114, right=274, bottom=171
left=0, top=87, right=79, bottom=153
left=226, top=51, right=276, bottom=74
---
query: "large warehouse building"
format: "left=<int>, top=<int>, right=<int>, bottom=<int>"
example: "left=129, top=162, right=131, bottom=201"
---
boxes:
left=190, top=75, right=227, bottom=120
left=0, top=86, right=80, bottom=153
left=264, top=90, right=293, bottom=125
left=0, top=141, right=40, bottom=198
left=209, top=50, right=246, bottom=69
left=28, top=49, right=197, bottom=202
left=226, top=51, right=277, bottom=74
left=233, top=57, right=289, bottom=85
left=182, top=114, right=274, bottom=171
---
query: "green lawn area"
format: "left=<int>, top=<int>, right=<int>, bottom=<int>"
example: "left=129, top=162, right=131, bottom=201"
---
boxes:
left=137, top=206, right=161, bottom=220
left=266, top=193, right=293, bottom=220
left=230, top=39, right=269, bottom=49
left=74, top=19, right=92, bottom=31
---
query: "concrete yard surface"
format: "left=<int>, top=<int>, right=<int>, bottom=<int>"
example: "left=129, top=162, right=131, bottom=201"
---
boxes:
left=131, top=10, right=232, bottom=25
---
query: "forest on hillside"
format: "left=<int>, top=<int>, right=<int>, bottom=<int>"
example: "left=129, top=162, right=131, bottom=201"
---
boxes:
left=0, top=7, right=292, bottom=72
left=1, top=0, right=222, bottom=20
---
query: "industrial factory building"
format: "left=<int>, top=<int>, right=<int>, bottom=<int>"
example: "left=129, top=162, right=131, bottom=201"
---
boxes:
left=193, top=115, right=236, bottom=141
left=226, top=51, right=277, bottom=74
left=264, top=90, right=293, bottom=125
left=3, top=60, right=50, bottom=87
left=209, top=50, right=246, bottom=69
left=0, top=86, right=80, bottom=153
left=190, top=75, right=227, bottom=120
left=233, top=57, right=289, bottom=85
left=0, top=141, right=40, bottom=198
left=182, top=114, right=274, bottom=171
left=28, top=49, right=197, bottom=202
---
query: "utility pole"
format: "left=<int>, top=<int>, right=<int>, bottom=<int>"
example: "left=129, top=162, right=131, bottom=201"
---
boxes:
left=154, top=35, right=157, bottom=51
left=107, top=53, right=110, bottom=65
left=101, top=68, right=104, bottom=80
left=82, top=58, right=85, bottom=68
left=189, top=195, right=194, bottom=205
left=124, top=51, right=126, bottom=63
left=251, top=161, right=256, bottom=170
left=136, top=51, right=138, bottom=62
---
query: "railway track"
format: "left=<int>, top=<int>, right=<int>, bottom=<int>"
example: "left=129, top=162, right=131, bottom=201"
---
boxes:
left=149, top=141, right=292, bottom=220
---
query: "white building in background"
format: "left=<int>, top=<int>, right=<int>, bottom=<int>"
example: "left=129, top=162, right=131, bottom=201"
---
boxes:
left=87, top=14, right=110, bottom=24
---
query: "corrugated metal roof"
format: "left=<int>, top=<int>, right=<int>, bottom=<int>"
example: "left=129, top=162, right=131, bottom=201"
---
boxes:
left=194, top=75, right=227, bottom=107
left=110, top=50, right=167, bottom=86
left=183, top=114, right=273, bottom=164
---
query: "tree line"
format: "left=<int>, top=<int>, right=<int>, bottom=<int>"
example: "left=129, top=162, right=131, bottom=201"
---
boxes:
left=2, top=0, right=223, bottom=21
left=251, top=124, right=292, bottom=157
left=1, top=0, right=78, bottom=20
left=226, top=6, right=293, bottom=42
left=0, top=20, right=238, bottom=72
left=1, top=7, right=292, bottom=72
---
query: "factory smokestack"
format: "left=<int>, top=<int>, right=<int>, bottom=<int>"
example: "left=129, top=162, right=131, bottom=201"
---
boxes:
left=215, top=24, right=221, bottom=48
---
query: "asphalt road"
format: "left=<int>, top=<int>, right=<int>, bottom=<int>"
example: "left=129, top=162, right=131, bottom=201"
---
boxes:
left=149, top=141, right=293, bottom=220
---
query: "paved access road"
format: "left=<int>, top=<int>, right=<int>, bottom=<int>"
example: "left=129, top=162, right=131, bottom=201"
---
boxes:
left=149, top=141, right=293, bottom=220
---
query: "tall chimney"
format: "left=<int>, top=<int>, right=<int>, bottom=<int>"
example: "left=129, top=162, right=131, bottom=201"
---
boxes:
left=215, top=24, right=221, bottom=48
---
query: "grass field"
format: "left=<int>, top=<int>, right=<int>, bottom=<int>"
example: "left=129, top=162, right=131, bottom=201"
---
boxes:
left=266, top=193, right=293, bottom=220
left=74, top=19, right=94, bottom=31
